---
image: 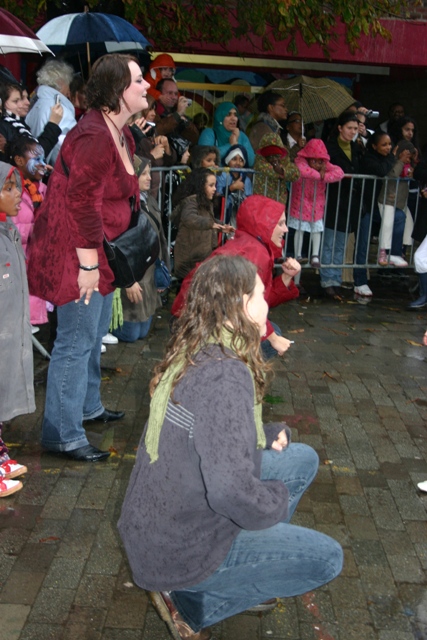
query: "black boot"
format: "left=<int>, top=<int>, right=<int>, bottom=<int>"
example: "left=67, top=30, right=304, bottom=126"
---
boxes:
left=408, top=273, right=427, bottom=310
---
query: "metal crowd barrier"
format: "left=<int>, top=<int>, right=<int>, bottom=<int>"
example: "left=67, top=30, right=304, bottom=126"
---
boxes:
left=150, top=165, right=419, bottom=271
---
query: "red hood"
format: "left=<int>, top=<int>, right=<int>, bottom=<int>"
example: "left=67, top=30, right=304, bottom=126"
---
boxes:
left=236, top=195, right=285, bottom=258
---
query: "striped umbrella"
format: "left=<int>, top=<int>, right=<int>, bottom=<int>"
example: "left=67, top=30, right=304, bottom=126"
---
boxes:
left=37, top=11, right=150, bottom=69
left=0, top=8, right=53, bottom=55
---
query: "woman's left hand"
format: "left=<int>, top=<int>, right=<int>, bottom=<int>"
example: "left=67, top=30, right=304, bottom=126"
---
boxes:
left=271, top=429, right=289, bottom=451
left=125, top=282, right=143, bottom=303
left=77, top=269, right=100, bottom=305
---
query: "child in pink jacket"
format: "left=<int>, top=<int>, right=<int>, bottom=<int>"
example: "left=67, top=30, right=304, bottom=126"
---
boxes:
left=10, top=136, right=49, bottom=326
left=288, top=139, right=344, bottom=268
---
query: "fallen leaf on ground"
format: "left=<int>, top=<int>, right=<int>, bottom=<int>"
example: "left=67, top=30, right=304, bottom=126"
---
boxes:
left=288, top=329, right=305, bottom=334
left=405, top=339, right=423, bottom=347
left=323, top=371, right=339, bottom=381
left=263, top=394, right=285, bottom=404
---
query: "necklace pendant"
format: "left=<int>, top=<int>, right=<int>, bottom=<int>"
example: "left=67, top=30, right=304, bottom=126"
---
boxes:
left=119, top=134, right=125, bottom=147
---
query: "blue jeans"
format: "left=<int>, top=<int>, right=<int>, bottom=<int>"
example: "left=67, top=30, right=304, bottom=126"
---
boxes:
left=42, top=292, right=114, bottom=452
left=353, top=213, right=371, bottom=287
left=261, top=321, right=282, bottom=360
left=171, top=444, right=343, bottom=631
left=320, top=228, right=346, bottom=288
left=112, top=316, right=152, bottom=343
left=391, top=208, right=406, bottom=255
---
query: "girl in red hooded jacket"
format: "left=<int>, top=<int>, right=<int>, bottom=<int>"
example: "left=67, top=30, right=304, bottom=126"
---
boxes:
left=288, top=139, right=344, bottom=268
left=172, top=194, right=301, bottom=358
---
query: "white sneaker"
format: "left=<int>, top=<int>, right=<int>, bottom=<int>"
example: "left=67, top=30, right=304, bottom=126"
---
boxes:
left=101, top=344, right=107, bottom=354
left=102, top=333, right=118, bottom=345
left=388, top=255, right=408, bottom=267
left=354, top=284, right=373, bottom=297
left=417, top=480, right=427, bottom=492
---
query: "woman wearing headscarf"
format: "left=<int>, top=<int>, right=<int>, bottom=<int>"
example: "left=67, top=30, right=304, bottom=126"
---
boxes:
left=198, top=102, right=255, bottom=166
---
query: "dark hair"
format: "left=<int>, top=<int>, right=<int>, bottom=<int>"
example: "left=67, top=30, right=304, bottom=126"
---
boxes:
left=388, top=116, right=419, bottom=149
left=388, top=102, right=404, bottom=117
left=0, top=83, right=22, bottom=112
left=257, top=91, right=283, bottom=114
left=156, top=78, right=177, bottom=95
left=337, top=111, right=359, bottom=127
left=150, top=254, right=269, bottom=399
left=190, top=145, right=219, bottom=169
left=369, top=130, right=391, bottom=149
left=179, top=168, right=216, bottom=209
left=70, top=74, right=85, bottom=100
left=85, top=54, right=140, bottom=114
left=9, top=135, right=39, bottom=165
left=234, top=94, right=249, bottom=108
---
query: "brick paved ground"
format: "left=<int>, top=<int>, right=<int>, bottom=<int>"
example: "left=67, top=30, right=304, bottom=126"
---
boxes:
left=1, top=271, right=427, bottom=640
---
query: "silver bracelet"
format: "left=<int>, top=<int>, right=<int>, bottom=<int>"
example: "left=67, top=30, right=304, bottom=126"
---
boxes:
left=79, top=264, right=99, bottom=271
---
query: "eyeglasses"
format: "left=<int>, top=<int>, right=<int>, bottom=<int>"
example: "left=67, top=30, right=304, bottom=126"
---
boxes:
left=288, top=119, right=302, bottom=124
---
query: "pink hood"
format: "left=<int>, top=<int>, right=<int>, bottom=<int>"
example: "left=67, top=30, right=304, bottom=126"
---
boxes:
left=297, top=138, right=330, bottom=161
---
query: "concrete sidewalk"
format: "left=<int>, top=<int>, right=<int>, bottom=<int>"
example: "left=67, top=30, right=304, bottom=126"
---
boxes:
left=1, top=272, right=426, bottom=640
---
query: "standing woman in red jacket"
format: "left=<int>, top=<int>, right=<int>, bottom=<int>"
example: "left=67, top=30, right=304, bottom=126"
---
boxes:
left=28, top=54, right=150, bottom=462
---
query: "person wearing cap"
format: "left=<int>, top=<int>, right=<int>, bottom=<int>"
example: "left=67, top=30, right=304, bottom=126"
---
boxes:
left=216, top=144, right=253, bottom=226
left=253, top=132, right=300, bottom=206
left=144, top=54, right=177, bottom=102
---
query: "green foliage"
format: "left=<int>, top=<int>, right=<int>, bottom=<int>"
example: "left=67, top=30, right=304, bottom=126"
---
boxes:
left=1, top=0, right=418, bottom=55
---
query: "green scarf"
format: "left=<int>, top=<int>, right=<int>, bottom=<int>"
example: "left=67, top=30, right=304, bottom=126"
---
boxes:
left=145, top=328, right=266, bottom=463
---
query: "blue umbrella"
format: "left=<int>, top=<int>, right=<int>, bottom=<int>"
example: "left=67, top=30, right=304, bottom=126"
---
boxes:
left=37, top=11, right=150, bottom=69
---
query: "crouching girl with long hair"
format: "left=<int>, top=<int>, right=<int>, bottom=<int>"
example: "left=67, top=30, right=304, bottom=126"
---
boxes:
left=118, top=254, right=343, bottom=640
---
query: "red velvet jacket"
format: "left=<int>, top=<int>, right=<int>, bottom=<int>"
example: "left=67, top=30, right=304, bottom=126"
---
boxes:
left=171, top=195, right=299, bottom=338
left=28, top=110, right=139, bottom=306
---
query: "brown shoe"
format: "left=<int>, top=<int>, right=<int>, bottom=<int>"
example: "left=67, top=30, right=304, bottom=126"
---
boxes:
left=148, top=591, right=212, bottom=640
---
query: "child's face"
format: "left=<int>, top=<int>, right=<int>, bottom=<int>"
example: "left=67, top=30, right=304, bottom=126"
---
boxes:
left=201, top=152, right=217, bottom=168
left=266, top=154, right=283, bottom=168
left=158, top=67, right=174, bottom=79
left=308, top=158, right=325, bottom=171
left=0, top=173, right=21, bottom=217
left=16, top=144, right=47, bottom=181
left=204, top=175, right=217, bottom=200
left=228, top=154, right=245, bottom=169
left=138, top=165, right=151, bottom=192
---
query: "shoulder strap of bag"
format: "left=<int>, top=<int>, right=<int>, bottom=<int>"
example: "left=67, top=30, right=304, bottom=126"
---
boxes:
left=144, top=206, right=161, bottom=232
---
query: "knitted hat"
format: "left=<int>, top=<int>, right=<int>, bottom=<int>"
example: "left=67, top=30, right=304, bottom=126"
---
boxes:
left=224, top=144, right=248, bottom=166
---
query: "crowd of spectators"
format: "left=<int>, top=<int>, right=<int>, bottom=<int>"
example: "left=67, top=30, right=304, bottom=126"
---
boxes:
left=1, top=49, right=427, bottom=640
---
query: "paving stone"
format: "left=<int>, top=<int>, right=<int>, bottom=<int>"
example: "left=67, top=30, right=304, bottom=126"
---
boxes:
left=19, top=623, right=64, bottom=640
left=0, top=603, right=30, bottom=640
left=28, top=587, right=75, bottom=624
left=75, top=575, right=116, bottom=609
left=0, top=571, right=44, bottom=605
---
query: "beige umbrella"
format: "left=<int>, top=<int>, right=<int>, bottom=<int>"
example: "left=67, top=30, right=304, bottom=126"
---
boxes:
left=260, top=76, right=355, bottom=123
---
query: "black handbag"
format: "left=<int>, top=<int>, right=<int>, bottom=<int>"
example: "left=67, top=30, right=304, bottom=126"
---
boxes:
left=103, top=206, right=160, bottom=288
left=60, top=151, right=159, bottom=289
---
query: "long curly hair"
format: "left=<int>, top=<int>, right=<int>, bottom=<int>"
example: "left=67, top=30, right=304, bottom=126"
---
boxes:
left=178, top=167, right=215, bottom=210
left=150, top=254, right=270, bottom=400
